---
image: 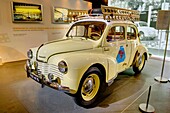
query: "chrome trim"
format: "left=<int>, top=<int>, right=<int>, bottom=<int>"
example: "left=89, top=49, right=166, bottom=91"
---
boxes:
left=37, top=61, right=64, bottom=79
left=36, top=44, right=45, bottom=62
left=47, top=48, right=93, bottom=62
left=39, top=56, right=46, bottom=58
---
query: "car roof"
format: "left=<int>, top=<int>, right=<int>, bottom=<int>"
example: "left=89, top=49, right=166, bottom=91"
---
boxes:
left=74, top=18, right=135, bottom=26
left=134, top=21, right=147, bottom=24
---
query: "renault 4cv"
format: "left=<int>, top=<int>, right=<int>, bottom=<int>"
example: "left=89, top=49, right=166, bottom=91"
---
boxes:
left=26, top=6, right=149, bottom=107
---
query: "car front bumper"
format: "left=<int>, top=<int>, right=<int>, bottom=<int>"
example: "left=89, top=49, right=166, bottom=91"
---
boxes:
left=26, top=65, right=72, bottom=93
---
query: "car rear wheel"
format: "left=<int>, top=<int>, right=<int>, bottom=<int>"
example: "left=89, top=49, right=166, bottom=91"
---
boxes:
left=133, top=54, right=146, bottom=74
left=75, top=67, right=104, bottom=108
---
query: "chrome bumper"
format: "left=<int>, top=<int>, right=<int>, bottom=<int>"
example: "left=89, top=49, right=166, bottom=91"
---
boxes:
left=26, top=67, right=71, bottom=93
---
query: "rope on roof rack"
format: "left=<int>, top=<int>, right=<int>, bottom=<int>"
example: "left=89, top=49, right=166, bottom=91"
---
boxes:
left=101, top=5, right=140, bottom=21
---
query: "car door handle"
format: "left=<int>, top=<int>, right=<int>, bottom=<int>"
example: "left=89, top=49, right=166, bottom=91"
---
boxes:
left=104, top=47, right=110, bottom=51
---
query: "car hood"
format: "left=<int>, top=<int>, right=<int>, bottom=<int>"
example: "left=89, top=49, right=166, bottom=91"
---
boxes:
left=36, top=39, right=94, bottom=62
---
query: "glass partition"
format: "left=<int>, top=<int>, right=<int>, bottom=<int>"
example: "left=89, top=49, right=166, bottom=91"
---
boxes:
left=108, top=0, right=170, bottom=59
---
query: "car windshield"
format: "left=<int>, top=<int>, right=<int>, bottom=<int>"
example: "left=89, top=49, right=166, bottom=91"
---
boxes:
left=66, top=21, right=106, bottom=41
left=139, top=22, right=148, bottom=27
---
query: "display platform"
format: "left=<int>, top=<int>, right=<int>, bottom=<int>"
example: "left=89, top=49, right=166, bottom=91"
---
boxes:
left=0, top=58, right=170, bottom=113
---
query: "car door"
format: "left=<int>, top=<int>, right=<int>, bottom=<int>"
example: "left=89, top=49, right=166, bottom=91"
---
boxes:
left=104, top=25, right=131, bottom=73
left=126, top=25, right=138, bottom=67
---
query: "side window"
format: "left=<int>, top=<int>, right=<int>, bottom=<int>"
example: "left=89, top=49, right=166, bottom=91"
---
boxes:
left=127, top=26, right=136, bottom=40
left=107, top=26, right=125, bottom=42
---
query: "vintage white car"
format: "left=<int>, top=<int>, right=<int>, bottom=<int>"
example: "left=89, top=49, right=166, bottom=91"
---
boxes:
left=26, top=6, right=149, bottom=107
left=134, top=21, right=158, bottom=40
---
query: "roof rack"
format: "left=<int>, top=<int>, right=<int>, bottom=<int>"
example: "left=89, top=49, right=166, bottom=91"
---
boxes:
left=67, top=9, right=88, bottom=22
left=101, top=5, right=140, bottom=21
left=76, top=14, right=103, bottom=20
left=66, top=6, right=140, bottom=22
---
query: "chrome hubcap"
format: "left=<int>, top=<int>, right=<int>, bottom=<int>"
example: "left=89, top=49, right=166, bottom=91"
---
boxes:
left=83, top=78, right=94, bottom=95
left=138, top=56, right=142, bottom=65
left=81, top=74, right=100, bottom=101
left=137, top=55, right=144, bottom=70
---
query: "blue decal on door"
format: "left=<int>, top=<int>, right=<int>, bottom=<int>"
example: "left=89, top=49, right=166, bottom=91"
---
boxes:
left=116, top=46, right=126, bottom=63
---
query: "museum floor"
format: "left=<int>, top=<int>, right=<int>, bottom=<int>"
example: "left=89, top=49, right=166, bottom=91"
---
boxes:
left=0, top=58, right=170, bottom=113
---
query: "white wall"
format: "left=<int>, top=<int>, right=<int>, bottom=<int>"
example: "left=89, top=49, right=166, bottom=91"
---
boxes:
left=0, top=0, right=91, bottom=64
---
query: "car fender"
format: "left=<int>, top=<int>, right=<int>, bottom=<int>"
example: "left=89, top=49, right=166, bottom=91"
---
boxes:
left=47, top=52, right=117, bottom=93
left=137, top=44, right=149, bottom=58
left=129, top=44, right=149, bottom=66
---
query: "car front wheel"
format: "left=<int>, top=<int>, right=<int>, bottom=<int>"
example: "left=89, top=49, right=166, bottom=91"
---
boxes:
left=75, top=67, right=104, bottom=108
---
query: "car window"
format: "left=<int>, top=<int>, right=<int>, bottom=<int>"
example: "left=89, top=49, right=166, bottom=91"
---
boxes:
left=107, top=26, right=125, bottom=42
left=127, top=26, right=136, bottom=40
left=139, top=22, right=148, bottom=27
left=66, top=21, right=106, bottom=41
left=68, top=25, right=85, bottom=37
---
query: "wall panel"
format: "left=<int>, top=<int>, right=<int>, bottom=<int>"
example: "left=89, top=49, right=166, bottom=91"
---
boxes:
left=0, top=0, right=91, bottom=64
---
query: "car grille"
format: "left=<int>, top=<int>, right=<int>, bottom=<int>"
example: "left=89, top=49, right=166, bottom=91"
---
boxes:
left=37, top=61, right=64, bottom=79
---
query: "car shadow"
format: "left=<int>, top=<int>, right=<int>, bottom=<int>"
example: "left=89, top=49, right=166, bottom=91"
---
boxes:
left=95, top=68, right=146, bottom=108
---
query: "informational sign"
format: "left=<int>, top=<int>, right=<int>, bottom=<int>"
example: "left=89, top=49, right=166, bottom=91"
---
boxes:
left=156, top=10, right=170, bottom=30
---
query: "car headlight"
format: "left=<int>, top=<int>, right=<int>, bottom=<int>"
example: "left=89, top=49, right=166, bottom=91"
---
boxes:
left=27, top=49, right=33, bottom=59
left=58, top=61, right=68, bottom=74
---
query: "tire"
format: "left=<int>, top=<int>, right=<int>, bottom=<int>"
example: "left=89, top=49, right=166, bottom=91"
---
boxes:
left=133, top=54, right=146, bottom=74
left=139, top=32, right=145, bottom=41
left=75, top=67, right=105, bottom=108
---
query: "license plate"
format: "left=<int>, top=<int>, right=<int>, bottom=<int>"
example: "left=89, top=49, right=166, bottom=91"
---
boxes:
left=29, top=73, right=41, bottom=83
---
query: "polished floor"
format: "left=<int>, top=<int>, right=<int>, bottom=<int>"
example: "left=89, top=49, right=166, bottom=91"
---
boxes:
left=0, top=58, right=170, bottom=113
